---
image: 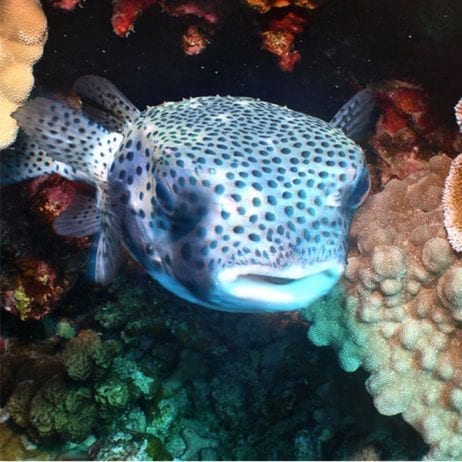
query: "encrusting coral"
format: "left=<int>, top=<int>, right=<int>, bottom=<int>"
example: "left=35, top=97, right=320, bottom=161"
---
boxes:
left=304, top=155, right=462, bottom=460
left=0, top=0, right=47, bottom=149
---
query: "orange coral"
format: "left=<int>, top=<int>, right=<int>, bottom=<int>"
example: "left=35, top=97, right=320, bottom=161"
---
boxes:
left=261, top=11, right=307, bottom=72
left=244, top=0, right=329, bottom=13
left=443, top=154, right=462, bottom=253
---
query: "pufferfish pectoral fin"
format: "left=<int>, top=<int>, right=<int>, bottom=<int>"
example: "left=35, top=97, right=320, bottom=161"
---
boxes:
left=54, top=193, right=101, bottom=237
left=86, top=182, right=122, bottom=285
left=329, top=88, right=376, bottom=142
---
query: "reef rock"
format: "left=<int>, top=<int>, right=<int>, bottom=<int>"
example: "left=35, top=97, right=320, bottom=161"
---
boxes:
left=304, top=155, right=462, bottom=460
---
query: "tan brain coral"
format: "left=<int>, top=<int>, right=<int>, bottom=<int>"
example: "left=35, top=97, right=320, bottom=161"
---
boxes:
left=0, top=0, right=47, bottom=149
left=304, top=155, right=462, bottom=460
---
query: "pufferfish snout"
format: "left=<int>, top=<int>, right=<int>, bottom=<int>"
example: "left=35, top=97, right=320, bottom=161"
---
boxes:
left=3, top=76, right=374, bottom=313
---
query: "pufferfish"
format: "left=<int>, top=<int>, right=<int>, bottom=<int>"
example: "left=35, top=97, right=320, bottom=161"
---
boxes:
left=1, top=76, right=374, bottom=313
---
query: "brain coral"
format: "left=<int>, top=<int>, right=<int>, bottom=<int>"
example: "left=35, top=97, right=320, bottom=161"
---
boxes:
left=304, top=155, right=462, bottom=460
left=62, top=330, right=120, bottom=381
left=0, top=0, right=47, bottom=149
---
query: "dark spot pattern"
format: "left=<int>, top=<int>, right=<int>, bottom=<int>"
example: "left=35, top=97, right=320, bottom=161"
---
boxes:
left=101, top=95, right=367, bottom=295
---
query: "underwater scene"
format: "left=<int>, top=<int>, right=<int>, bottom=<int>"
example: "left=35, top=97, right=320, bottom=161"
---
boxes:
left=0, top=0, right=461, bottom=460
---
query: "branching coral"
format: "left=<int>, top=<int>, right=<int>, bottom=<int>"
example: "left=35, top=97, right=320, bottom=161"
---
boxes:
left=304, top=155, right=462, bottom=460
left=0, top=0, right=47, bottom=149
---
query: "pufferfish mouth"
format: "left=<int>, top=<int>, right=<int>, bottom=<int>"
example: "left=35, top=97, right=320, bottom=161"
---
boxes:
left=212, top=261, right=345, bottom=313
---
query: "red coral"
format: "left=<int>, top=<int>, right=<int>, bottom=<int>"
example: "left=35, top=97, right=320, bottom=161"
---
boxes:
left=182, top=24, right=210, bottom=56
left=24, top=175, right=92, bottom=234
left=0, top=177, right=91, bottom=321
left=162, top=0, right=219, bottom=24
left=112, top=0, right=158, bottom=37
left=49, top=0, right=81, bottom=10
left=261, top=11, right=308, bottom=72
left=48, top=0, right=327, bottom=72
left=369, top=80, right=461, bottom=188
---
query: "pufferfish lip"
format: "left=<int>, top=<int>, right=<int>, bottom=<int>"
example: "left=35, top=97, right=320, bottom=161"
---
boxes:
left=208, top=261, right=345, bottom=313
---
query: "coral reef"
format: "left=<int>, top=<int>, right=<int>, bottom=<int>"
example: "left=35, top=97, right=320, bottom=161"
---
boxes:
left=456, top=98, right=462, bottom=129
left=0, top=0, right=47, bottom=149
left=261, top=10, right=307, bottom=72
left=1, top=271, right=426, bottom=460
left=369, top=80, right=460, bottom=189
left=0, top=177, right=90, bottom=321
left=61, top=330, right=121, bottom=381
left=0, top=423, right=51, bottom=460
left=1, top=328, right=157, bottom=447
left=48, top=0, right=329, bottom=71
left=304, top=155, right=462, bottom=460
left=90, top=431, right=172, bottom=460
left=111, top=0, right=158, bottom=36
left=243, top=0, right=329, bottom=14
left=443, top=154, right=462, bottom=253
left=442, top=101, right=462, bottom=253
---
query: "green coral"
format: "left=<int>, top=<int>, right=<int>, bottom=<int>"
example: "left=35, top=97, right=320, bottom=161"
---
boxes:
left=27, top=376, right=97, bottom=443
left=29, top=392, right=55, bottom=439
left=6, top=380, right=36, bottom=428
left=95, top=378, right=130, bottom=410
left=55, top=319, right=76, bottom=340
left=62, top=330, right=121, bottom=381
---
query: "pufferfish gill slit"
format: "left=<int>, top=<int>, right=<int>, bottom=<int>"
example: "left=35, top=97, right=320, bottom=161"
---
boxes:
left=1, top=75, right=374, bottom=313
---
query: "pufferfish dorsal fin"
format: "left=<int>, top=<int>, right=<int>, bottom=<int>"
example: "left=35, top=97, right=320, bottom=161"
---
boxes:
left=73, top=75, right=140, bottom=132
left=329, top=88, right=375, bottom=142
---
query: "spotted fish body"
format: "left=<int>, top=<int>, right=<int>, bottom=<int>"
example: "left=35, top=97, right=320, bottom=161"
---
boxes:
left=4, top=76, right=373, bottom=313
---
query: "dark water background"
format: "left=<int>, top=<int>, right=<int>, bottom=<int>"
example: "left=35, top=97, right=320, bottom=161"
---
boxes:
left=36, top=0, right=462, bottom=123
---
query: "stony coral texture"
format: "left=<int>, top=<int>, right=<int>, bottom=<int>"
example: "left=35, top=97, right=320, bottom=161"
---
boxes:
left=443, top=154, right=462, bottom=253
left=304, top=155, right=462, bottom=460
left=0, top=0, right=47, bottom=149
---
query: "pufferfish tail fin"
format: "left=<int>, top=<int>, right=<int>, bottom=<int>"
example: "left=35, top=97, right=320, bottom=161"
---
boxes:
left=329, top=88, right=376, bottom=142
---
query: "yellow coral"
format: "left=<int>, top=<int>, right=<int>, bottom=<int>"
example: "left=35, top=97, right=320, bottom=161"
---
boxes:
left=443, top=154, right=462, bottom=253
left=0, top=0, right=47, bottom=149
left=13, top=284, right=32, bottom=320
left=305, top=155, right=462, bottom=460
